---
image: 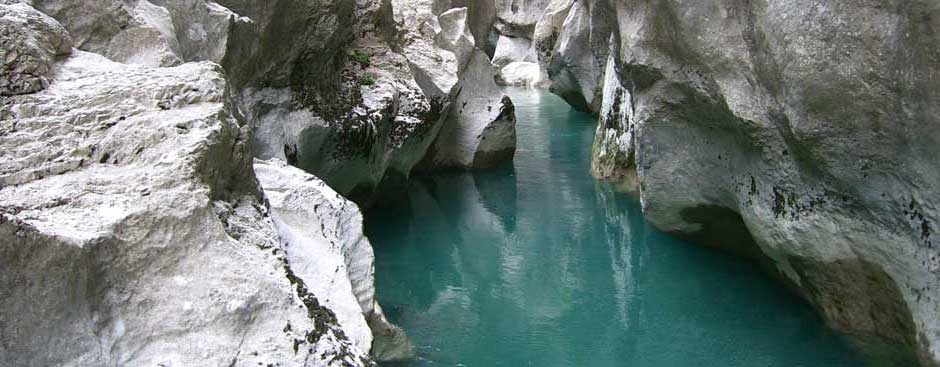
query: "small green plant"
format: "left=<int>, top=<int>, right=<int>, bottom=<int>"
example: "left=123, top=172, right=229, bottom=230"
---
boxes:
left=359, top=73, right=376, bottom=86
left=352, top=49, right=370, bottom=66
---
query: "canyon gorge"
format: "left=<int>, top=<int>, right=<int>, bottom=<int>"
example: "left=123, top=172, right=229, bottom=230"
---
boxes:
left=1, top=0, right=938, bottom=366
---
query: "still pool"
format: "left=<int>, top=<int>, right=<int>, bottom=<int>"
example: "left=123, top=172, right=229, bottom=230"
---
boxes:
left=364, top=89, right=867, bottom=367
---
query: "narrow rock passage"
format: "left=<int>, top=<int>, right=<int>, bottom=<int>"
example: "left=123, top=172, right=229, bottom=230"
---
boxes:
left=365, top=89, right=878, bottom=367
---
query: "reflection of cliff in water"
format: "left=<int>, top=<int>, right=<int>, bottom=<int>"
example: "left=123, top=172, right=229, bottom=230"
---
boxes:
left=366, top=89, right=866, bottom=367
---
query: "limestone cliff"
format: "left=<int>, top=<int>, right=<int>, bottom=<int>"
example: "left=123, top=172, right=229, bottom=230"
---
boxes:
left=0, top=38, right=374, bottom=366
left=391, top=2, right=517, bottom=171
left=536, top=0, right=940, bottom=365
left=0, top=1, right=422, bottom=365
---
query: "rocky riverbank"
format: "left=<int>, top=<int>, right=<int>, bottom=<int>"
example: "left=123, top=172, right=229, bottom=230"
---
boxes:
left=2, top=0, right=938, bottom=366
left=1, top=0, right=519, bottom=365
left=528, top=0, right=940, bottom=365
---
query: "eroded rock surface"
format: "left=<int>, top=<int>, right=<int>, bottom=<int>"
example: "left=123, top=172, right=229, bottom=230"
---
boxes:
left=255, top=159, right=415, bottom=361
left=0, top=2, right=70, bottom=95
left=543, top=1, right=940, bottom=365
left=394, top=2, right=517, bottom=171
left=0, top=49, right=373, bottom=366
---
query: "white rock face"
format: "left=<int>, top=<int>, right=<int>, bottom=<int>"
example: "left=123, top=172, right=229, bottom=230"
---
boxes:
left=543, top=0, right=609, bottom=113
left=494, top=0, right=551, bottom=35
left=394, top=1, right=517, bottom=170
left=255, top=159, right=415, bottom=361
left=423, top=50, right=517, bottom=169
left=32, top=0, right=184, bottom=66
left=394, top=0, right=461, bottom=97
left=492, top=34, right=537, bottom=68
left=156, top=0, right=240, bottom=63
left=0, top=48, right=373, bottom=366
left=497, top=61, right=549, bottom=89
left=0, top=2, right=71, bottom=95
left=531, top=0, right=574, bottom=68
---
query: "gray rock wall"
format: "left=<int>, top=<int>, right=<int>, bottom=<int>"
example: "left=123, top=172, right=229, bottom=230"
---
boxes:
left=539, top=0, right=940, bottom=365
left=0, top=2, right=70, bottom=95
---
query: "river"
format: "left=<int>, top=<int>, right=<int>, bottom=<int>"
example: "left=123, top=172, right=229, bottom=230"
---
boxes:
left=365, top=89, right=866, bottom=367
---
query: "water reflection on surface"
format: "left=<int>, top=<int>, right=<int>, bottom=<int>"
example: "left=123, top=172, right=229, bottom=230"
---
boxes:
left=366, top=89, right=866, bottom=367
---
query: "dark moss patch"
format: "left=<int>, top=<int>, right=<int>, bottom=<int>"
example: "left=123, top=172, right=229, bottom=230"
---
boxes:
left=283, top=263, right=340, bottom=345
left=283, top=144, right=298, bottom=166
left=351, top=49, right=370, bottom=66
left=535, top=31, right=558, bottom=67
left=617, top=63, right=664, bottom=92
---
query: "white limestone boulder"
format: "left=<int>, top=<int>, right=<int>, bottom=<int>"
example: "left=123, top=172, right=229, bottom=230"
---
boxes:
left=492, top=34, right=538, bottom=68
left=255, top=158, right=415, bottom=361
left=421, top=51, right=517, bottom=169
left=394, top=2, right=517, bottom=170
left=497, top=61, right=550, bottom=89
left=0, top=50, right=373, bottom=367
left=32, top=0, right=183, bottom=66
left=0, top=2, right=70, bottom=95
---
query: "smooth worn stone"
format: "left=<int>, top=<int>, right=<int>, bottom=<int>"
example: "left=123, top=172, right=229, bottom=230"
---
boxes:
left=534, top=1, right=940, bottom=365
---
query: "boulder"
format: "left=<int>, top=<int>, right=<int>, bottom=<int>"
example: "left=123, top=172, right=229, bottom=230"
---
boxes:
left=496, top=61, right=549, bottom=89
left=31, top=0, right=184, bottom=66
left=394, top=2, right=517, bottom=170
left=421, top=50, right=517, bottom=169
left=492, top=34, right=537, bottom=68
left=0, top=49, right=373, bottom=366
left=255, top=159, right=415, bottom=361
left=544, top=0, right=610, bottom=114
left=0, top=2, right=70, bottom=95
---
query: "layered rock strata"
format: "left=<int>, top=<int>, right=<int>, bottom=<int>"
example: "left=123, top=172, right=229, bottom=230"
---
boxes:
left=0, top=1, right=432, bottom=364
left=0, top=42, right=374, bottom=365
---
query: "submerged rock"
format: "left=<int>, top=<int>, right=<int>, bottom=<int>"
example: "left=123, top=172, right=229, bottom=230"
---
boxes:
left=0, top=48, right=373, bottom=366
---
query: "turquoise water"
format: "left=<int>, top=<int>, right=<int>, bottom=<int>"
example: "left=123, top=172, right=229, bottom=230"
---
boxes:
left=365, top=90, right=867, bottom=367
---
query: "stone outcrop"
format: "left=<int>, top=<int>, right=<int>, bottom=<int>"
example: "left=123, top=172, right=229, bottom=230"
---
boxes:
left=393, top=1, right=517, bottom=171
left=255, top=159, right=415, bottom=361
left=473, top=0, right=556, bottom=89
left=0, top=0, right=445, bottom=364
left=0, top=47, right=374, bottom=366
left=221, top=0, right=443, bottom=205
left=22, top=0, right=516, bottom=206
left=539, top=0, right=940, bottom=365
left=0, top=2, right=70, bottom=95
left=541, top=0, right=611, bottom=113
left=30, top=0, right=181, bottom=66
